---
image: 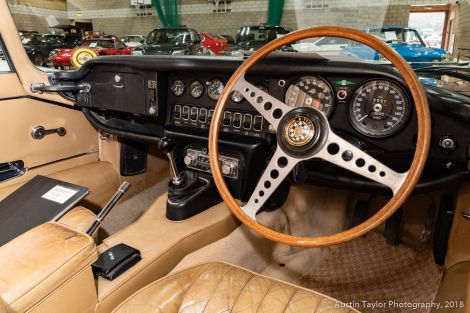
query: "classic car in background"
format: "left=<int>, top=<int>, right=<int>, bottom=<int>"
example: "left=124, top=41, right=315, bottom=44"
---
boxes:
left=133, top=27, right=213, bottom=56
left=122, top=35, right=145, bottom=48
left=341, top=26, right=452, bottom=62
left=220, top=34, right=235, bottom=45
left=48, top=24, right=83, bottom=47
left=48, top=35, right=132, bottom=69
left=24, top=34, right=77, bottom=66
left=200, top=32, right=230, bottom=55
left=231, top=25, right=292, bottom=55
left=18, top=30, right=39, bottom=45
left=292, top=37, right=355, bottom=55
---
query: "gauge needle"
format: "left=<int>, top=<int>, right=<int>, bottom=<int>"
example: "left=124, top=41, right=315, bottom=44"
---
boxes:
left=358, top=112, right=370, bottom=122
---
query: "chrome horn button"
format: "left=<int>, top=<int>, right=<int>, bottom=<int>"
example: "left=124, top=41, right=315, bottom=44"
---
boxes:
left=284, top=116, right=315, bottom=147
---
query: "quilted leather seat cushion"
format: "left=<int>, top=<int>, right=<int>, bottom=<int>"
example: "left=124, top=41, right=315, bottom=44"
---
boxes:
left=113, top=262, right=360, bottom=313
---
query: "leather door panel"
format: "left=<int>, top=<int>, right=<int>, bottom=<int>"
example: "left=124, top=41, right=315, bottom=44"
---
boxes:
left=0, top=98, right=98, bottom=169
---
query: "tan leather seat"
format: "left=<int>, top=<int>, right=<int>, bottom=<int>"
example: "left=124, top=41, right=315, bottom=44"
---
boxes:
left=58, top=206, right=96, bottom=233
left=113, top=262, right=359, bottom=313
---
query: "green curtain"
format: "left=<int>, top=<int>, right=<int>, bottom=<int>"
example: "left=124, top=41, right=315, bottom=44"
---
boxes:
left=152, top=0, right=179, bottom=28
left=267, top=0, right=285, bottom=27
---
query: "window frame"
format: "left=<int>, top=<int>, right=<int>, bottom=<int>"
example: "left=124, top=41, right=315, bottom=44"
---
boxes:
left=0, top=35, right=14, bottom=73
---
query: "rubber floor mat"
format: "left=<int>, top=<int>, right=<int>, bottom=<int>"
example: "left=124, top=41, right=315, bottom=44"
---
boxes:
left=296, top=232, right=443, bottom=313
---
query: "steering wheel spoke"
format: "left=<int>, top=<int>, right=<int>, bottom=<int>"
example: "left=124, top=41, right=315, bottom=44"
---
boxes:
left=316, top=130, right=407, bottom=195
left=241, top=147, right=299, bottom=220
left=209, top=26, right=430, bottom=247
left=233, top=76, right=292, bottom=130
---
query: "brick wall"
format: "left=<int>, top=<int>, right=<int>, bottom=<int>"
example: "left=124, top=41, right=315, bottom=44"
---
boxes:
left=454, top=0, right=470, bottom=55
left=6, top=0, right=470, bottom=54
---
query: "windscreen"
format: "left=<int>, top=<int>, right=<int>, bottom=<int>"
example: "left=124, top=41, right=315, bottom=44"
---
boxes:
left=5, top=0, right=467, bottom=71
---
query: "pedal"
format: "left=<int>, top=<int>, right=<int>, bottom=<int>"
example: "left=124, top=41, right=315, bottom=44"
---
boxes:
left=433, top=194, right=455, bottom=265
left=384, top=209, right=403, bottom=245
left=349, top=199, right=370, bottom=229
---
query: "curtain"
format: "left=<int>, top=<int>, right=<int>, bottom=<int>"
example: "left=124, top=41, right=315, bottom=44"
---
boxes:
left=151, top=0, right=179, bottom=28
left=267, top=0, right=285, bottom=27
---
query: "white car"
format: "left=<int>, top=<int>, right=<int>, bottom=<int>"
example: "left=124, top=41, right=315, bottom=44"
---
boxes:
left=292, top=37, right=354, bottom=55
left=122, top=35, right=145, bottom=48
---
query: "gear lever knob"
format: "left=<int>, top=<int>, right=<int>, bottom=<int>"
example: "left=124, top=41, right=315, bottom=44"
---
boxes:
left=159, top=137, right=175, bottom=154
left=159, top=137, right=183, bottom=186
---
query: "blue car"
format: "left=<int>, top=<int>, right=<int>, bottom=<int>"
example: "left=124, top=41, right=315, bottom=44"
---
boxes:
left=341, top=26, right=452, bottom=63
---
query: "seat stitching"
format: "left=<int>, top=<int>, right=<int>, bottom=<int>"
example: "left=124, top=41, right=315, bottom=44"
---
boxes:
left=177, top=263, right=211, bottom=312
left=229, top=272, right=255, bottom=312
left=199, top=265, right=233, bottom=313
left=254, top=280, right=275, bottom=313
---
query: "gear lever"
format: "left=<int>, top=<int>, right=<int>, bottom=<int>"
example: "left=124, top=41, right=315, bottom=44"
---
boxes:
left=159, top=137, right=183, bottom=186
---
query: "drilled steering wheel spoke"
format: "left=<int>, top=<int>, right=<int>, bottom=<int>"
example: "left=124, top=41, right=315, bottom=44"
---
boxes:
left=241, top=147, right=299, bottom=220
left=316, top=131, right=407, bottom=195
left=233, top=76, right=292, bottom=130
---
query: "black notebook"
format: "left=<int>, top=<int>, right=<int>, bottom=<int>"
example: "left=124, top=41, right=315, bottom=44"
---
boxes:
left=0, top=175, right=89, bottom=246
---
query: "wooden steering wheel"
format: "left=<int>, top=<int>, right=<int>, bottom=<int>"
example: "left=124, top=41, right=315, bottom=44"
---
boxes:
left=208, top=26, right=431, bottom=247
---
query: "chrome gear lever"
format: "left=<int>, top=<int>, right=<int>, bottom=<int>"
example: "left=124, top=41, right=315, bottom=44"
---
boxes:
left=159, top=137, right=183, bottom=186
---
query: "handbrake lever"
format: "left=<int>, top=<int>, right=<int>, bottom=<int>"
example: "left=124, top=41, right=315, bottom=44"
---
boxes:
left=86, top=181, right=131, bottom=236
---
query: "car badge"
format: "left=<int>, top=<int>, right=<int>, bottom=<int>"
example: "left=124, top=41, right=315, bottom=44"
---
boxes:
left=284, top=116, right=315, bottom=147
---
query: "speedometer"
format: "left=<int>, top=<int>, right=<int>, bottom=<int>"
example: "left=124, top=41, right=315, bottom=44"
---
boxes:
left=349, top=80, right=410, bottom=138
left=284, top=76, right=335, bottom=118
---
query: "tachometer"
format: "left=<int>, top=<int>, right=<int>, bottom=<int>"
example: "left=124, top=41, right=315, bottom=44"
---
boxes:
left=349, top=80, right=410, bottom=138
left=284, top=76, right=335, bottom=118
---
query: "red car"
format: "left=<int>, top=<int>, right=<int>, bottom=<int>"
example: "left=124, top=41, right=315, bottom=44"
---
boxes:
left=200, top=32, right=229, bottom=55
left=48, top=35, right=132, bottom=69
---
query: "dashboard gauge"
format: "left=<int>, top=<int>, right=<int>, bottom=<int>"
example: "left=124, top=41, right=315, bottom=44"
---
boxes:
left=207, top=78, right=225, bottom=101
left=284, top=76, right=335, bottom=118
left=231, top=90, right=244, bottom=103
left=349, top=80, right=410, bottom=138
left=190, top=80, right=204, bottom=98
left=171, top=79, right=185, bottom=96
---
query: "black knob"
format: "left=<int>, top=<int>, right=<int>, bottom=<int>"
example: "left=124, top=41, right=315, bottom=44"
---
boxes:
left=160, top=137, right=174, bottom=153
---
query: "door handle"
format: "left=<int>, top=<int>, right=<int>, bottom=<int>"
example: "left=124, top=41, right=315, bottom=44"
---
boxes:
left=31, top=126, right=66, bottom=140
left=0, top=161, right=26, bottom=183
left=30, top=83, right=91, bottom=94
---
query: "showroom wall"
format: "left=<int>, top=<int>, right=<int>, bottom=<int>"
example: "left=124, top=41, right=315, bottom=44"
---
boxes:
left=454, top=0, right=470, bottom=53
left=69, top=0, right=453, bottom=36
left=6, top=0, right=470, bottom=54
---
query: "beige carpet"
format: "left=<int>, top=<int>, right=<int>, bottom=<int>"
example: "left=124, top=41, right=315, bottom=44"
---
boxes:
left=173, top=184, right=354, bottom=281
left=297, top=232, right=443, bottom=313
left=100, top=179, right=168, bottom=237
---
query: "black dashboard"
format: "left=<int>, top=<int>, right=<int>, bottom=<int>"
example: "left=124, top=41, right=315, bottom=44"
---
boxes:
left=53, top=54, right=470, bottom=197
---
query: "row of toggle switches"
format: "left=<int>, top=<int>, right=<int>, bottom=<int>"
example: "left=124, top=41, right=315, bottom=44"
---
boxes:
left=172, top=104, right=266, bottom=133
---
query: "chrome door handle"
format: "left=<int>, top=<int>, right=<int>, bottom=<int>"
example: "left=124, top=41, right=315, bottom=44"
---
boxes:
left=0, top=161, right=26, bottom=183
left=31, top=126, right=66, bottom=140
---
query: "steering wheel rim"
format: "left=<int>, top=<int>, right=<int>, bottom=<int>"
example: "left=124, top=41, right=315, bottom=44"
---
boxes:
left=208, top=26, right=431, bottom=248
